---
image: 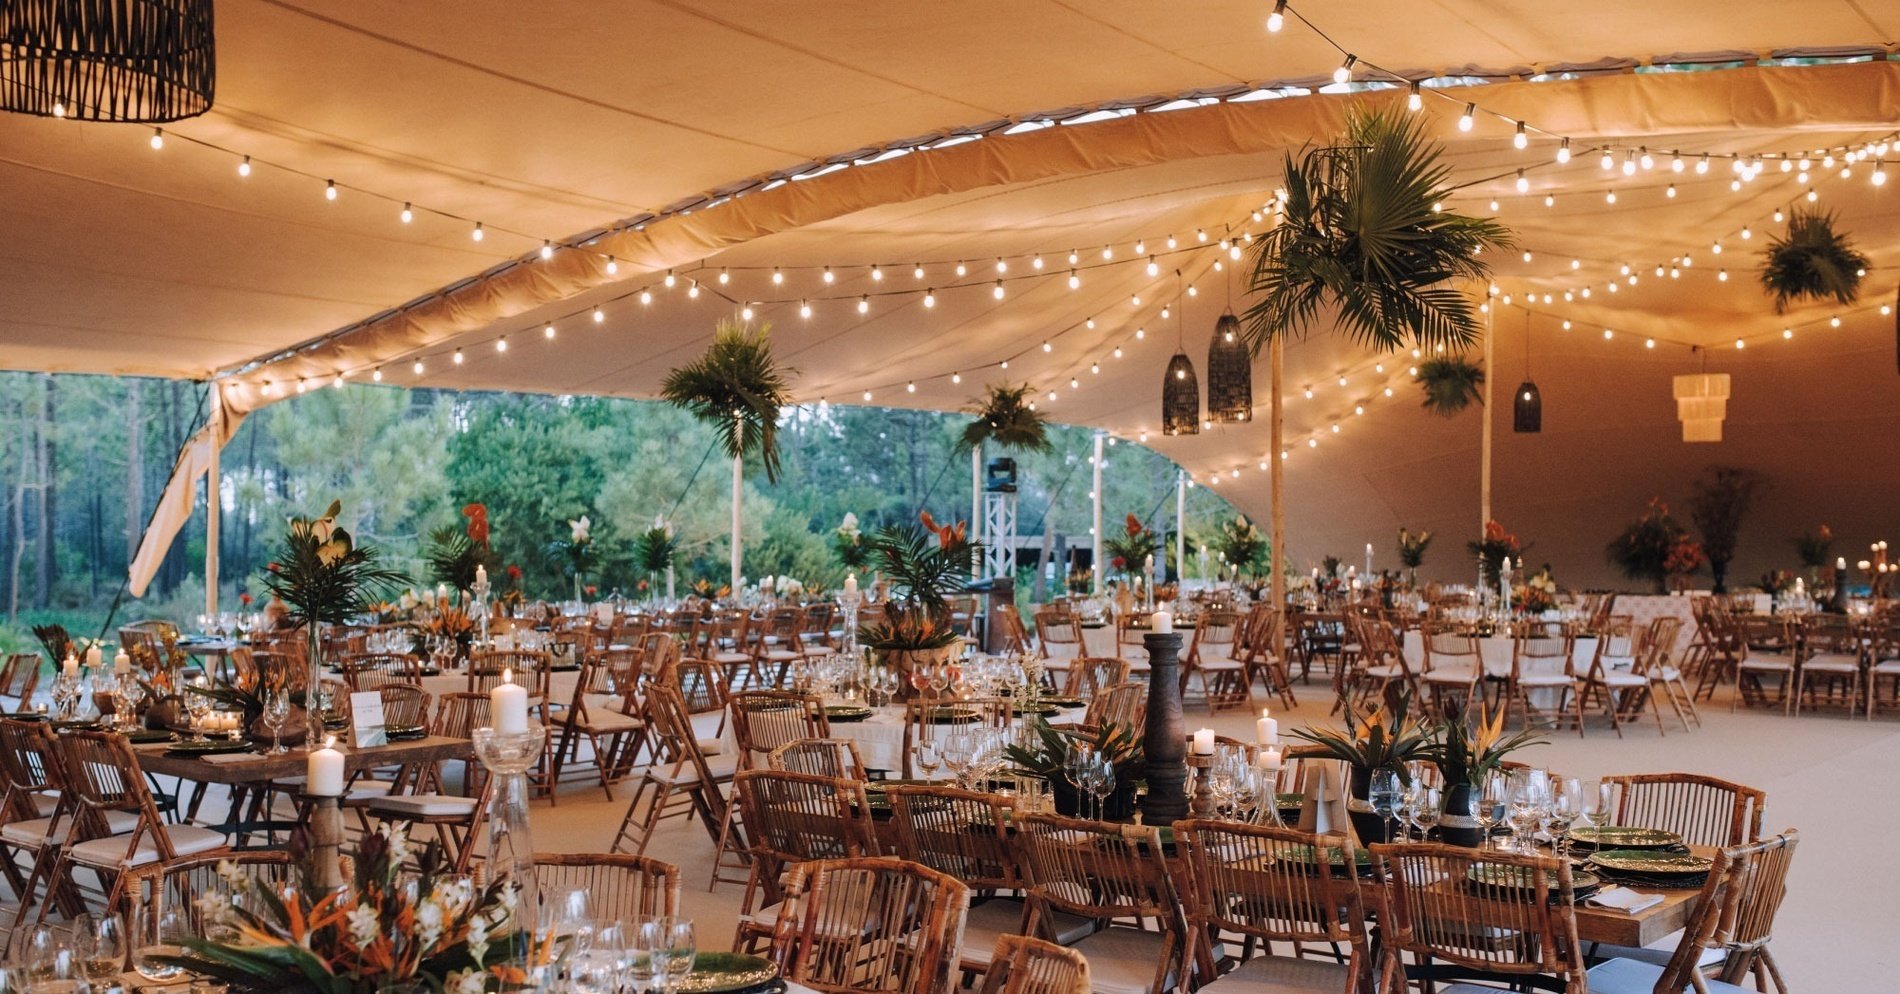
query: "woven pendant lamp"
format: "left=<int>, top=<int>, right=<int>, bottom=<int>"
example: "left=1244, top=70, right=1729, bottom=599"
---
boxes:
left=1206, top=310, right=1253, bottom=423
left=1513, top=314, right=1541, bottom=433
left=1673, top=372, right=1731, bottom=443
left=1162, top=352, right=1201, bottom=435
left=1, top=0, right=216, bottom=122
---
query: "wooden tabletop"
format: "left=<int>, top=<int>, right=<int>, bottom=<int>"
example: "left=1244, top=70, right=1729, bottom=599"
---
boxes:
left=134, top=734, right=473, bottom=785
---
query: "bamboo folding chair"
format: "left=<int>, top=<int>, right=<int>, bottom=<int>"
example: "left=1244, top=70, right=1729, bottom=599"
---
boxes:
left=337, top=652, right=422, bottom=692
left=730, top=770, right=877, bottom=954
left=1605, top=772, right=1764, bottom=847
left=766, top=738, right=866, bottom=781
left=1010, top=813, right=1186, bottom=994
left=1186, top=610, right=1252, bottom=713
left=609, top=684, right=737, bottom=861
left=1063, top=656, right=1130, bottom=698
left=362, top=692, right=492, bottom=870
left=975, top=935, right=1090, bottom=994
left=531, top=851, right=680, bottom=920
left=0, top=654, right=41, bottom=709
left=768, top=856, right=969, bottom=994
left=1511, top=629, right=1585, bottom=736
left=1370, top=842, right=1585, bottom=994
left=1082, top=682, right=1147, bottom=735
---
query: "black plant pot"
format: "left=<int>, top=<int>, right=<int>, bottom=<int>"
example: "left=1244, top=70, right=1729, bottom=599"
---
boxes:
left=1438, top=782, right=1487, bottom=847
left=1346, top=766, right=1400, bottom=844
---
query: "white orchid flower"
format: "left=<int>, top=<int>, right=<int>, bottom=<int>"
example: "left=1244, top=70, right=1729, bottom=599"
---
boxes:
left=759, top=576, right=774, bottom=591
left=447, top=970, right=487, bottom=994
left=570, top=515, right=592, bottom=543
left=839, top=512, right=860, bottom=536
left=345, top=903, right=379, bottom=946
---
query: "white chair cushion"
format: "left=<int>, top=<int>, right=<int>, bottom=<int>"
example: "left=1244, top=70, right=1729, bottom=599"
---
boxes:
left=1590, top=936, right=1724, bottom=969
left=712, top=652, right=751, bottom=665
left=645, top=752, right=739, bottom=787
left=1652, top=667, right=1684, bottom=681
left=764, top=650, right=800, bottom=663
left=366, top=794, right=480, bottom=818
left=1363, top=664, right=1407, bottom=678
left=1597, top=672, right=1647, bottom=688
left=1068, top=927, right=1177, bottom=994
left=1, top=809, right=140, bottom=846
left=29, top=793, right=58, bottom=818
left=1198, top=658, right=1244, bottom=672
left=68, top=824, right=224, bottom=869
left=576, top=711, right=645, bottom=734
left=1872, top=660, right=1900, bottom=674
left=696, top=737, right=727, bottom=756
left=1738, top=658, right=1793, bottom=671
left=956, top=899, right=1096, bottom=969
left=1586, top=956, right=1751, bottom=994
left=1801, top=654, right=1861, bottom=673
left=1199, top=954, right=1353, bottom=994
left=1424, top=668, right=1477, bottom=684
left=1517, top=674, right=1575, bottom=687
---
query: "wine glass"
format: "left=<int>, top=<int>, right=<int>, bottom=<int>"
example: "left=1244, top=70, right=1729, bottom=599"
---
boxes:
left=1063, top=743, right=1095, bottom=818
left=1548, top=777, right=1583, bottom=861
left=928, top=662, right=952, bottom=699
left=25, top=948, right=89, bottom=994
left=1367, top=768, right=1402, bottom=844
left=624, top=917, right=663, bottom=994
left=1477, top=772, right=1509, bottom=849
left=912, top=739, right=942, bottom=781
left=1411, top=786, right=1442, bottom=842
left=261, top=687, right=292, bottom=754
left=1506, top=772, right=1548, bottom=854
left=1090, top=755, right=1117, bottom=821
left=20, top=923, right=68, bottom=983
left=71, top=913, right=124, bottom=986
left=1582, top=779, right=1614, bottom=831
left=132, top=904, right=187, bottom=983
left=184, top=679, right=212, bottom=740
left=940, top=729, right=975, bottom=790
left=117, top=677, right=147, bottom=731
left=553, top=887, right=594, bottom=957
left=659, top=917, right=695, bottom=993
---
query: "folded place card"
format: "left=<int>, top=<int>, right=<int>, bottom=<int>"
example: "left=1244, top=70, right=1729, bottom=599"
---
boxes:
left=351, top=690, right=387, bottom=747
left=1588, top=887, right=1665, bottom=914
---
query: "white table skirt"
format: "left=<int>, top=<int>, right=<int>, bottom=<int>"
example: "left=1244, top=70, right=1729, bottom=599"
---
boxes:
left=763, top=703, right=1088, bottom=772
left=1401, top=633, right=1599, bottom=708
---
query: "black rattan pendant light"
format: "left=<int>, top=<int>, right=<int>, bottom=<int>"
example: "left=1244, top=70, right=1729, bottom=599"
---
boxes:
left=1206, top=310, right=1253, bottom=423
left=1513, top=313, right=1541, bottom=433
left=1161, top=269, right=1200, bottom=435
left=1, top=0, right=216, bottom=122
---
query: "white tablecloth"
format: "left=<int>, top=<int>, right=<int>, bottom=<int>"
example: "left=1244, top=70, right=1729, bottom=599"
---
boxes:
left=1079, top=623, right=1119, bottom=657
left=811, top=703, right=1087, bottom=772
left=1401, top=633, right=1599, bottom=679
left=1604, top=594, right=1699, bottom=660
left=417, top=668, right=584, bottom=703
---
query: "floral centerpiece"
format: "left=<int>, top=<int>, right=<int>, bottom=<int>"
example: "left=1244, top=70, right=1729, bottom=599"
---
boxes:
left=1467, top=519, right=1522, bottom=583
left=415, top=603, right=477, bottom=663
left=1430, top=700, right=1544, bottom=846
left=428, top=504, right=494, bottom=597
left=859, top=511, right=980, bottom=700
left=1396, top=528, right=1433, bottom=588
left=633, top=516, right=677, bottom=600
left=1101, top=514, right=1159, bottom=583
left=1663, top=539, right=1707, bottom=591
left=546, top=515, right=596, bottom=603
left=1005, top=719, right=1145, bottom=819
left=1514, top=569, right=1560, bottom=614
left=171, top=824, right=542, bottom=994
left=1792, top=525, right=1833, bottom=587
left=832, top=512, right=870, bottom=571
left=1606, top=498, right=1689, bottom=594
left=263, top=500, right=407, bottom=743
left=1215, top=516, right=1267, bottom=579
left=1291, top=692, right=1434, bottom=841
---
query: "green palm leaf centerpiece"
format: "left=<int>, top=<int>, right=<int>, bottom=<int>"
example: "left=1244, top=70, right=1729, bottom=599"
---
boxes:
left=961, top=382, right=1053, bottom=452
left=1416, top=354, right=1485, bottom=417
left=660, top=317, right=797, bottom=483
left=1242, top=107, right=1512, bottom=355
left=1759, top=208, right=1868, bottom=314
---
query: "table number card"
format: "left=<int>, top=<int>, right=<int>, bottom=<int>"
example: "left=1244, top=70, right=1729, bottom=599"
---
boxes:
left=1297, top=758, right=1361, bottom=845
left=351, top=691, right=387, bottom=747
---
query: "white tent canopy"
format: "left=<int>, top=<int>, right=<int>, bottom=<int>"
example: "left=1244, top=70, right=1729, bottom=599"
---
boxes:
left=4, top=1, right=1897, bottom=590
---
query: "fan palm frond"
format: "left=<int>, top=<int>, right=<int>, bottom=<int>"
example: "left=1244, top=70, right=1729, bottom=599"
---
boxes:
left=1416, top=355, right=1485, bottom=417
left=1243, top=107, right=1512, bottom=354
left=659, top=317, right=797, bottom=483
left=1759, top=208, right=1867, bottom=314
left=960, top=383, right=1053, bottom=452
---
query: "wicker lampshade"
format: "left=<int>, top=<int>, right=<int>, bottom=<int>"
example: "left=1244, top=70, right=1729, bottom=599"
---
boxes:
left=1162, top=352, right=1201, bottom=436
left=1512, top=379, right=1542, bottom=433
left=1, top=0, right=216, bottom=122
left=1672, top=373, right=1731, bottom=443
left=1205, top=311, right=1253, bottom=423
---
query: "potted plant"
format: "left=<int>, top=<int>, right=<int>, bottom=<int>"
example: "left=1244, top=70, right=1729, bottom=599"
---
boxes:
left=1759, top=208, right=1867, bottom=313
left=962, top=383, right=1054, bottom=453
left=547, top=515, right=597, bottom=603
left=1005, top=719, right=1145, bottom=820
left=427, top=503, right=494, bottom=598
left=1605, top=498, right=1688, bottom=594
left=1214, top=516, right=1268, bottom=580
left=1290, top=692, right=1434, bottom=842
left=261, top=500, right=407, bottom=744
left=1468, top=519, right=1524, bottom=586
left=858, top=511, right=980, bottom=700
left=1688, top=467, right=1762, bottom=594
left=1416, top=355, right=1486, bottom=416
left=660, top=318, right=797, bottom=483
left=1396, top=528, right=1433, bottom=589
left=1102, top=514, right=1160, bottom=584
left=1431, top=700, right=1544, bottom=846
left=633, top=517, right=677, bottom=602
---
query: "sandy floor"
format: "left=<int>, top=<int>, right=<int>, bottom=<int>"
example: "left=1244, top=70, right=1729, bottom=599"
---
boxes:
left=473, top=679, right=1898, bottom=989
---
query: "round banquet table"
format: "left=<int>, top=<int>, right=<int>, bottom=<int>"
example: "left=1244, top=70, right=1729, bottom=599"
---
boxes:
left=790, top=701, right=1088, bottom=772
left=1401, top=632, right=1601, bottom=708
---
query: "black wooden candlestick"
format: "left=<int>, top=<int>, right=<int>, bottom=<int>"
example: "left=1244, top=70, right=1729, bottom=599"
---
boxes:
left=1137, top=631, right=1188, bottom=824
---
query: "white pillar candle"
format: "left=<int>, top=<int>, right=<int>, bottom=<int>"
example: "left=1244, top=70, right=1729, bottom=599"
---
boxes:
left=1836, top=557, right=1847, bottom=570
left=843, top=572, right=858, bottom=597
left=113, top=650, right=131, bottom=675
left=85, top=645, right=103, bottom=669
left=62, top=654, right=79, bottom=679
left=1256, top=708, right=1279, bottom=745
left=1150, top=610, right=1173, bottom=633
left=1258, top=746, right=1284, bottom=771
left=306, top=736, right=346, bottom=796
left=492, top=670, right=530, bottom=734
left=1192, top=728, right=1216, bottom=755
left=475, top=565, right=488, bottom=588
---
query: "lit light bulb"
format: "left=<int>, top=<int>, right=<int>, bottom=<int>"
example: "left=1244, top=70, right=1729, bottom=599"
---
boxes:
left=540, top=240, right=554, bottom=260
left=719, top=268, right=731, bottom=284
left=863, top=390, right=873, bottom=401
left=913, top=264, right=925, bottom=279
left=801, top=299, right=814, bottom=317
left=452, top=349, right=465, bottom=365
left=1696, top=153, right=1710, bottom=174
left=993, top=280, right=1005, bottom=300
left=150, top=128, right=164, bottom=150
left=1605, top=190, right=1617, bottom=204
left=371, top=367, right=383, bottom=382
left=1830, top=315, right=1841, bottom=327
left=907, top=381, right=916, bottom=393
left=1068, top=270, right=1080, bottom=289
left=1644, top=338, right=1654, bottom=349
left=1131, top=294, right=1141, bottom=306
left=1782, top=328, right=1793, bottom=339
left=593, top=307, right=605, bottom=323
left=400, top=203, right=413, bottom=223
left=1874, top=164, right=1888, bottom=186
left=740, top=305, right=754, bottom=320
left=238, top=156, right=252, bottom=177
left=1806, top=188, right=1818, bottom=202
left=1032, top=255, right=1044, bottom=270
left=1458, top=103, right=1474, bottom=131
left=412, top=360, right=425, bottom=375
left=1166, top=234, right=1177, bottom=249
left=51, top=100, right=65, bottom=118
left=1266, top=0, right=1286, bottom=32
left=771, top=267, right=784, bottom=285
left=1113, top=346, right=1124, bottom=358
left=922, top=290, right=934, bottom=309
left=1333, top=55, right=1356, bottom=85
left=544, top=323, right=556, bottom=339
left=1407, top=81, right=1422, bottom=111
left=1671, top=153, right=1683, bottom=173
left=1718, top=269, right=1728, bottom=282
left=1303, top=386, right=1314, bottom=399
left=1513, top=122, right=1528, bottom=149
left=1146, top=256, right=1159, bottom=277
left=823, top=266, right=835, bottom=283
left=1666, top=183, right=1676, bottom=198
left=1091, top=362, right=1100, bottom=374
left=1101, top=244, right=1114, bottom=260
left=606, top=257, right=618, bottom=275
left=1134, top=239, right=1146, bottom=254
left=1042, top=341, right=1053, bottom=353
left=687, top=281, right=701, bottom=298
left=993, top=258, right=1006, bottom=274
left=495, top=337, right=508, bottom=353
left=1621, top=150, right=1636, bottom=175
left=857, top=295, right=869, bottom=314
left=1515, top=169, right=1528, bottom=193
left=325, top=180, right=337, bottom=201
left=472, top=222, right=484, bottom=242
left=951, top=371, right=961, bottom=384
left=640, top=290, right=652, bottom=305
left=1600, top=149, right=1615, bottom=171
left=1544, top=194, right=1555, bottom=207
left=1639, top=148, right=1653, bottom=170
left=1196, top=229, right=1207, bottom=242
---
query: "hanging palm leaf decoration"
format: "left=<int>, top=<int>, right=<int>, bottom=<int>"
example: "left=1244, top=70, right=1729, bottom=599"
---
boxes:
left=1417, top=355, right=1485, bottom=417
left=961, top=383, right=1053, bottom=452
left=1242, top=107, right=1512, bottom=355
left=660, top=317, right=797, bottom=483
left=1759, top=208, right=1868, bottom=314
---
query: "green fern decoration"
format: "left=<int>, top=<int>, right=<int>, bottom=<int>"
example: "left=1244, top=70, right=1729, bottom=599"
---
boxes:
left=660, top=317, right=797, bottom=484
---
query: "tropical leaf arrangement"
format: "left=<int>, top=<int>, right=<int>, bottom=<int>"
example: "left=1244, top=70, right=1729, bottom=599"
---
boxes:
left=1416, top=354, right=1485, bottom=416
left=166, top=824, right=538, bottom=994
left=1005, top=718, right=1146, bottom=784
left=1433, top=699, right=1544, bottom=787
left=1791, top=525, right=1833, bottom=570
left=427, top=504, right=494, bottom=593
left=832, top=512, right=871, bottom=570
left=634, top=517, right=678, bottom=576
left=263, top=501, right=408, bottom=627
left=1291, top=691, right=1434, bottom=774
left=1101, top=514, right=1160, bottom=579
left=31, top=623, right=75, bottom=668
left=1396, top=527, right=1433, bottom=569
left=858, top=511, right=981, bottom=651
left=1215, top=515, right=1268, bottom=576
left=1604, top=497, right=1689, bottom=590
left=1759, top=208, right=1868, bottom=314
left=545, top=515, right=597, bottom=581
left=1468, top=519, right=1525, bottom=579
left=660, top=317, right=797, bottom=484
left=1242, top=107, right=1512, bottom=355
left=961, top=383, right=1053, bottom=452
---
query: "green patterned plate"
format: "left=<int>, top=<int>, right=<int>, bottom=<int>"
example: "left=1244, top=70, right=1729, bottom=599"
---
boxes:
left=926, top=706, right=978, bottom=724
left=1011, top=701, right=1062, bottom=717
left=1041, top=696, right=1085, bottom=709
left=1588, top=849, right=1712, bottom=875
left=675, top=951, right=779, bottom=993
left=1567, top=825, right=1682, bottom=849
left=165, top=738, right=256, bottom=756
left=1467, top=863, right=1601, bottom=892
left=823, top=705, right=873, bottom=722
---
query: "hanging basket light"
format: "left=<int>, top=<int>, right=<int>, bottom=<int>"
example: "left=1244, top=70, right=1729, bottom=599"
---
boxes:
left=1672, top=373, right=1731, bottom=443
left=1162, top=352, right=1201, bottom=435
left=1205, top=311, right=1253, bottom=423
left=1513, top=380, right=1542, bottom=433
left=1, top=0, right=216, bottom=123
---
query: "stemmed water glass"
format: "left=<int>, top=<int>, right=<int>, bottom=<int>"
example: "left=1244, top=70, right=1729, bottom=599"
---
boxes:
left=1582, top=779, right=1614, bottom=831
left=1063, top=743, right=1095, bottom=819
left=184, top=678, right=212, bottom=740
left=625, top=918, right=663, bottom=994
left=1507, top=771, right=1549, bottom=854
left=1477, top=771, right=1509, bottom=849
left=912, top=738, right=942, bottom=781
left=71, top=913, right=125, bottom=988
left=658, top=918, right=695, bottom=994
left=261, top=687, right=292, bottom=754
left=131, top=904, right=186, bottom=984
left=1548, top=776, right=1583, bottom=861
left=1367, top=768, right=1402, bottom=844
left=1410, top=786, right=1442, bottom=842
left=1090, top=755, right=1117, bottom=821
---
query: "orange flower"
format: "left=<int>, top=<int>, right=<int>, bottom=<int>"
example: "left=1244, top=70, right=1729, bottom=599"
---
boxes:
left=462, top=503, right=489, bottom=545
left=1125, top=513, right=1143, bottom=537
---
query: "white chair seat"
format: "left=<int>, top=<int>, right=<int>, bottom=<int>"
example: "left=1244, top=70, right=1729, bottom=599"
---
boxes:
left=696, top=737, right=727, bottom=756
left=712, top=652, right=751, bottom=665
left=574, top=711, right=645, bottom=734
left=1199, top=953, right=1354, bottom=994
left=1598, top=655, right=1637, bottom=670
left=1590, top=936, right=1724, bottom=970
left=1197, top=658, right=1244, bottom=672
left=644, top=752, right=739, bottom=787
left=1801, top=655, right=1861, bottom=673
left=1585, top=956, right=1751, bottom=994
left=1424, top=668, right=1477, bottom=684
left=1738, top=658, right=1794, bottom=672
left=68, top=824, right=224, bottom=869
left=764, top=650, right=800, bottom=663
left=957, top=899, right=1095, bottom=969
left=2, top=809, right=141, bottom=846
left=1651, top=667, right=1683, bottom=682
left=1517, top=673, right=1576, bottom=687
left=1069, top=927, right=1177, bottom=994
left=366, top=794, right=481, bottom=818
left=1871, top=659, right=1900, bottom=674
left=1597, top=672, right=1647, bottom=688
left=1363, top=664, right=1407, bottom=678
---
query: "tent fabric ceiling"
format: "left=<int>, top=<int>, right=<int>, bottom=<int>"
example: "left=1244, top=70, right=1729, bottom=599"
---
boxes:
left=4, top=1, right=1898, bottom=587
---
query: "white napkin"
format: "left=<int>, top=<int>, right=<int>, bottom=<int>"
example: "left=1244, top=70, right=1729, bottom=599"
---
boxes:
left=200, top=751, right=271, bottom=764
left=1587, top=886, right=1664, bottom=914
